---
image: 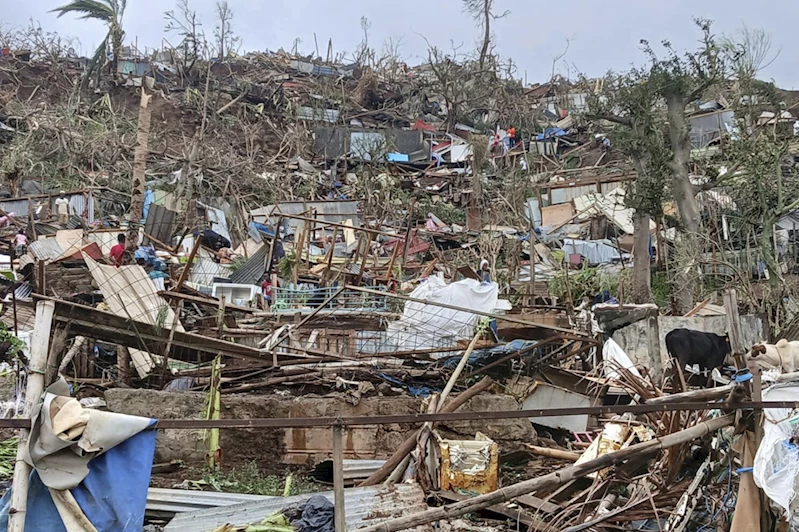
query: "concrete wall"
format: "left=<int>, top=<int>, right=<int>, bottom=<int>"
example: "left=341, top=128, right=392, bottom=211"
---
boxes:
left=104, top=390, right=535, bottom=466
left=612, top=314, right=767, bottom=379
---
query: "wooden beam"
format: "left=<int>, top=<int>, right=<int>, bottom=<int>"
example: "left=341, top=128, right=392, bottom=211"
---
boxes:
left=174, top=237, right=202, bottom=292
left=40, top=296, right=267, bottom=363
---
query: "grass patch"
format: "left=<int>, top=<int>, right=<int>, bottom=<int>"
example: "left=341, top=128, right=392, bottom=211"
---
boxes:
left=196, top=462, right=322, bottom=496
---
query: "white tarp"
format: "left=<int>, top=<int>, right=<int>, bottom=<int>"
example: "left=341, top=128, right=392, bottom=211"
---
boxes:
left=602, top=338, right=642, bottom=380
left=383, top=275, right=499, bottom=353
left=754, top=382, right=799, bottom=518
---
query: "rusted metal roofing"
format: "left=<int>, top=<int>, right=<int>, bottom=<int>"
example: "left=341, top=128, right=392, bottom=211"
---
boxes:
left=163, top=484, right=430, bottom=532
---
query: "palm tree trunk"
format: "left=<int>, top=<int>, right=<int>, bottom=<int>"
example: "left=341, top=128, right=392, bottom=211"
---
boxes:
left=129, top=88, right=152, bottom=246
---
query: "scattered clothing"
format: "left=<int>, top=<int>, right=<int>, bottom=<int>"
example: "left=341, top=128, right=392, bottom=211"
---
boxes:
left=292, top=495, right=335, bottom=532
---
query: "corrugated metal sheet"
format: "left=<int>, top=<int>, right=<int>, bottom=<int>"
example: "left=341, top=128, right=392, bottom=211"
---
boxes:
left=188, top=258, right=233, bottom=286
left=198, top=202, right=231, bottom=243
left=34, top=223, right=59, bottom=236
left=66, top=214, right=83, bottom=229
left=0, top=199, right=31, bottom=217
left=29, top=238, right=64, bottom=261
left=0, top=302, right=36, bottom=332
left=229, top=244, right=267, bottom=285
left=163, top=484, right=430, bottom=532
left=0, top=192, right=95, bottom=223
left=147, top=488, right=274, bottom=516
left=550, top=184, right=597, bottom=205
left=87, top=231, right=120, bottom=257
left=251, top=200, right=360, bottom=236
left=143, top=203, right=177, bottom=246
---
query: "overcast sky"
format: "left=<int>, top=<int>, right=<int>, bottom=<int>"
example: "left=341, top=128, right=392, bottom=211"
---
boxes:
left=6, top=0, right=799, bottom=88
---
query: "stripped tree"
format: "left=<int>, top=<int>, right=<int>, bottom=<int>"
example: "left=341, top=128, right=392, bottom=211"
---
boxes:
left=587, top=69, right=669, bottom=304
left=641, top=20, right=726, bottom=313
left=461, top=0, right=509, bottom=70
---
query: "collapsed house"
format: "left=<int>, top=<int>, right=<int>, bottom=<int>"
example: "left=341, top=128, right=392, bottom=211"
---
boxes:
left=0, top=34, right=799, bottom=532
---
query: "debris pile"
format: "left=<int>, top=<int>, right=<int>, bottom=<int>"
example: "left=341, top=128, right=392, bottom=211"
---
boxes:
left=1, top=14, right=799, bottom=532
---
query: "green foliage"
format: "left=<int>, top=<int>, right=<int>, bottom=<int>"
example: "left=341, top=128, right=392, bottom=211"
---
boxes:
left=547, top=267, right=620, bottom=303
left=651, top=271, right=671, bottom=309
left=154, top=305, right=170, bottom=334
left=0, top=437, right=17, bottom=479
left=277, top=251, right=296, bottom=280
left=0, top=324, right=25, bottom=359
left=198, top=462, right=321, bottom=496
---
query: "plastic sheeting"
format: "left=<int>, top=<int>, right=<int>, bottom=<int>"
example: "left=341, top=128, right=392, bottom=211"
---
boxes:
left=753, top=382, right=799, bottom=518
left=563, top=239, right=628, bottom=265
left=383, top=276, right=498, bottom=352
left=602, top=338, right=642, bottom=380
left=0, top=428, right=156, bottom=532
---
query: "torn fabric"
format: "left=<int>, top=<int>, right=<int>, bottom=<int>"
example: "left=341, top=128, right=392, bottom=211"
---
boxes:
left=22, top=378, right=153, bottom=490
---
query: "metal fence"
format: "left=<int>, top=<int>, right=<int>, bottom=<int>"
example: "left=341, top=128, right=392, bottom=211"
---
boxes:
left=272, top=286, right=387, bottom=313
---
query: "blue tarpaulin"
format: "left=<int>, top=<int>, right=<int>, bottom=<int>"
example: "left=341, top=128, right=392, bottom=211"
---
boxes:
left=444, top=339, right=539, bottom=369
left=0, top=425, right=157, bottom=532
left=535, top=128, right=568, bottom=141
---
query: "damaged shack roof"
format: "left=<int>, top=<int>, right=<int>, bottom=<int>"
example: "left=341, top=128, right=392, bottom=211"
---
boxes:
left=163, top=484, right=431, bottom=532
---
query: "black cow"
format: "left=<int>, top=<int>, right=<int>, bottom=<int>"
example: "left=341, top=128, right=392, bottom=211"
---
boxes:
left=665, top=328, right=731, bottom=388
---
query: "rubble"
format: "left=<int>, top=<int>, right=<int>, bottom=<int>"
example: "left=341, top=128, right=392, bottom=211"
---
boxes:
left=1, top=10, right=799, bottom=532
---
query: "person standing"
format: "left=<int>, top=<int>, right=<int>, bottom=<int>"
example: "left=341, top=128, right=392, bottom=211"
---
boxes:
left=14, top=229, right=27, bottom=257
left=54, top=191, right=70, bottom=225
left=110, top=234, right=126, bottom=267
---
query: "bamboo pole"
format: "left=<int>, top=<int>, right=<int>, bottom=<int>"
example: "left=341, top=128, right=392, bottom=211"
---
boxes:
left=359, top=377, right=493, bottom=487
left=333, top=422, right=346, bottom=532
left=524, top=444, right=580, bottom=461
left=357, top=414, right=735, bottom=532
left=9, top=300, right=55, bottom=532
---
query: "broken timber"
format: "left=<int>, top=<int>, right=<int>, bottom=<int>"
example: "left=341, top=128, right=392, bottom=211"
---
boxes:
left=357, top=414, right=735, bottom=532
left=40, top=296, right=269, bottom=363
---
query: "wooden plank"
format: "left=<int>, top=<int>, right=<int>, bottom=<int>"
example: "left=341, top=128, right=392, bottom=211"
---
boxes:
left=541, top=203, right=575, bottom=227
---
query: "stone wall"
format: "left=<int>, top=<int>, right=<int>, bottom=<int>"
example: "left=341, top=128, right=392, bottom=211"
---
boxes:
left=104, top=389, right=535, bottom=466
left=612, top=314, right=768, bottom=380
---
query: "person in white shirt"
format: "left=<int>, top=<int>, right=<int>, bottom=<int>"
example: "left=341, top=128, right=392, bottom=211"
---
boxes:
left=54, top=191, right=70, bottom=225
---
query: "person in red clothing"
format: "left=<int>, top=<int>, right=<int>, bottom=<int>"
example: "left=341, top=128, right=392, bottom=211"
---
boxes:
left=110, top=234, right=126, bottom=267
